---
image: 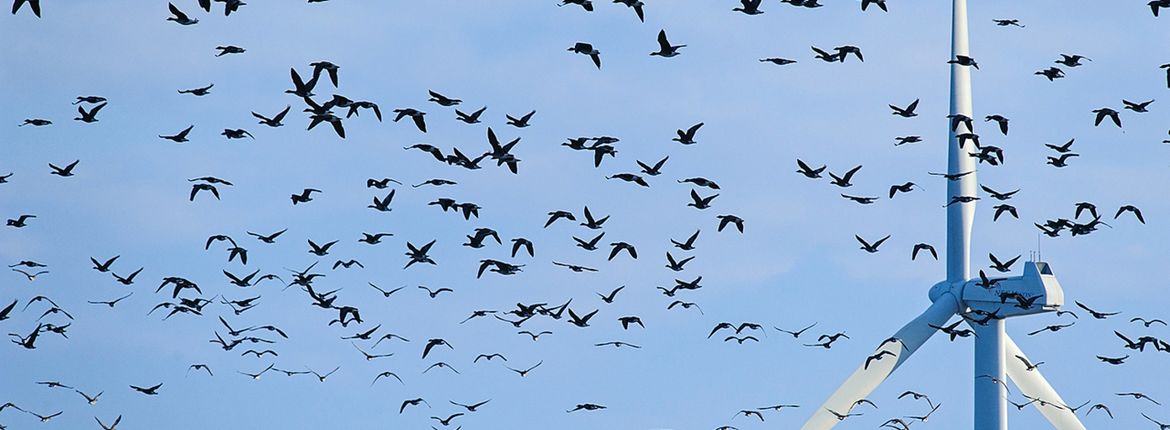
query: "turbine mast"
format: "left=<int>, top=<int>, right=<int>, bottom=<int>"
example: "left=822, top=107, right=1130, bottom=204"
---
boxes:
left=947, top=1, right=1007, bottom=429
left=947, top=0, right=977, bottom=283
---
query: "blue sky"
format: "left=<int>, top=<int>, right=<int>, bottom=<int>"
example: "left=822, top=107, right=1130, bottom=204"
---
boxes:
left=2, top=1, right=1168, bottom=429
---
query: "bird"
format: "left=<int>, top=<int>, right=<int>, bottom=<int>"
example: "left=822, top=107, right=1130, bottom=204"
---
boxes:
left=865, top=351, right=896, bottom=369
left=427, top=90, right=461, bottom=106
left=1096, top=355, right=1128, bottom=365
left=1075, top=301, right=1119, bottom=319
left=49, top=160, right=80, bottom=177
left=829, top=165, right=862, bottom=187
left=178, top=83, right=214, bottom=96
left=671, top=229, right=701, bottom=250
left=88, top=293, right=133, bottom=308
left=419, top=286, right=454, bottom=298
left=392, top=108, right=427, bottom=132
left=608, top=242, right=637, bottom=260
left=6, top=214, right=35, bottom=228
left=1046, top=153, right=1079, bottom=168
left=1092, top=107, right=1122, bottom=127
left=190, top=183, right=219, bottom=201
left=650, top=29, right=685, bottom=57
left=912, top=243, right=937, bottom=260
left=371, top=371, right=403, bottom=386
left=725, top=335, right=759, bottom=344
left=796, top=159, right=826, bottom=178
left=1027, top=323, right=1075, bottom=336
left=688, top=189, right=718, bottom=209
left=74, top=102, right=107, bottom=123
left=889, top=99, right=919, bottom=117
left=673, top=122, right=704, bottom=144
left=517, top=330, right=552, bottom=341
left=247, top=229, right=287, bottom=244
left=1015, top=355, right=1044, bottom=371
left=159, top=125, right=194, bottom=143
left=733, top=0, right=764, bottom=14
left=455, top=106, right=487, bottom=124
left=637, top=156, right=669, bottom=176
left=716, top=215, right=745, bottom=233
left=856, top=235, right=891, bottom=253
left=888, top=182, right=921, bottom=198
left=984, top=114, right=1009, bottom=135
left=568, top=42, right=602, bottom=69
left=129, top=383, right=162, bottom=395
left=1046, top=138, right=1076, bottom=153
left=947, top=55, right=979, bottom=69
left=290, top=188, right=321, bottom=205
left=1055, top=54, right=1091, bottom=67
left=1035, top=67, right=1065, bottom=81
left=10, top=0, right=41, bottom=17
left=1131, top=317, right=1167, bottom=327
left=505, top=110, right=536, bottom=128
left=992, top=204, right=1018, bottom=221
left=1115, top=205, right=1145, bottom=224
left=166, top=2, right=198, bottom=25
left=598, top=286, right=625, bottom=303
left=248, top=106, right=291, bottom=128
left=760, top=57, right=796, bottom=65
left=861, top=0, right=887, bottom=11
left=988, top=253, right=1020, bottom=272
left=1123, top=99, right=1154, bottom=113
left=506, top=360, right=543, bottom=377
left=567, top=308, right=599, bottom=327
left=580, top=206, right=609, bottom=229
left=399, top=398, right=431, bottom=414
left=558, top=0, right=594, bottom=11
left=13, top=268, right=48, bottom=281
left=404, top=240, right=438, bottom=269
left=450, top=399, right=491, bottom=412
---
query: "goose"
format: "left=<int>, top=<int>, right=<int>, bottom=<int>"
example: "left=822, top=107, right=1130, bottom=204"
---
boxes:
left=568, top=42, right=602, bottom=69
left=166, top=2, right=198, bottom=25
left=650, top=29, right=685, bottom=57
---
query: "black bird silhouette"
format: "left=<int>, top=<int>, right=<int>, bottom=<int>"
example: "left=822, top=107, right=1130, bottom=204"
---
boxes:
left=505, top=110, right=536, bottom=128
left=650, top=29, right=685, bottom=57
left=400, top=398, right=431, bottom=414
left=796, top=159, right=826, bottom=179
left=166, top=2, right=198, bottom=25
left=717, top=215, right=745, bottom=233
left=49, top=160, right=80, bottom=177
left=392, top=108, right=427, bottom=132
left=890, top=99, right=919, bottom=117
left=911, top=243, right=937, bottom=260
left=1115, top=205, right=1145, bottom=224
left=988, top=253, right=1019, bottom=272
left=1075, top=301, right=1119, bottom=319
left=1092, top=107, right=1121, bottom=128
left=734, top=0, right=764, bottom=14
left=672, top=122, right=704, bottom=145
left=507, top=360, right=543, bottom=377
left=598, top=285, right=625, bottom=303
left=74, top=102, right=107, bottom=123
left=568, top=42, right=602, bottom=69
left=671, top=229, right=701, bottom=251
left=456, top=106, right=487, bottom=124
left=829, top=165, right=862, bottom=187
left=856, top=235, right=890, bottom=253
left=130, top=383, right=162, bottom=395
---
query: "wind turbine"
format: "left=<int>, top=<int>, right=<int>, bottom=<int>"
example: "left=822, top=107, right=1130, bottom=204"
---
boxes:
left=800, top=1, right=1086, bottom=429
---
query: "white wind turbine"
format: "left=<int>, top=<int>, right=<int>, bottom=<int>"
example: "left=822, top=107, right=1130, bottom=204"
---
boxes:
left=800, top=1, right=1086, bottom=429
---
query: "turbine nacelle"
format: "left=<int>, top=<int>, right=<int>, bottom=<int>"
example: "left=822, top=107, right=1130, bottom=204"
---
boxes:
left=962, top=261, right=1064, bottom=317
left=927, top=261, right=1063, bottom=318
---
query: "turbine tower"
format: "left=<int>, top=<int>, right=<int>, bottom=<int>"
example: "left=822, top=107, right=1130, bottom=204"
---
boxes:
left=799, top=1, right=1086, bottom=429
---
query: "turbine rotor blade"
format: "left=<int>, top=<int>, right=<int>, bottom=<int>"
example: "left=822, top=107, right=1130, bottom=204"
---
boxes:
left=801, top=293, right=961, bottom=430
left=1004, top=335, right=1087, bottom=430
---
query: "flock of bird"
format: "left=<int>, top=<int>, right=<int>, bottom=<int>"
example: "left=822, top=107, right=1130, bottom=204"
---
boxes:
left=4, top=0, right=1169, bottom=429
